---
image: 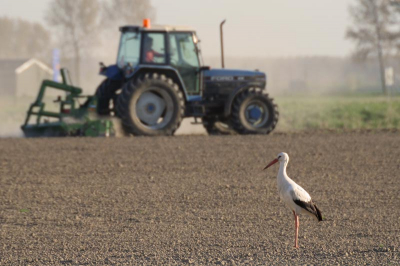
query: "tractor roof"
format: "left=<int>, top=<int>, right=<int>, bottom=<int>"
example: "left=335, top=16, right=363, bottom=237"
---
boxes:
left=120, top=25, right=195, bottom=33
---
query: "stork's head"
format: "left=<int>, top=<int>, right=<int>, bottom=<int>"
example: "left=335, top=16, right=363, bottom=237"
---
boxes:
left=263, top=152, right=289, bottom=170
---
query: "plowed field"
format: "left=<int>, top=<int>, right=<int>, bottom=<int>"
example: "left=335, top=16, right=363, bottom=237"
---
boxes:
left=0, top=132, right=399, bottom=265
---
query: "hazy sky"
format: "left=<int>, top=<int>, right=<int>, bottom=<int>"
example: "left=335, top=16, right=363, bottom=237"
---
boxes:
left=0, top=0, right=354, bottom=57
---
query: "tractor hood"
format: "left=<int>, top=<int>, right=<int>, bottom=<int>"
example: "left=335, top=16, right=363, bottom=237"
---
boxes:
left=203, top=68, right=266, bottom=82
left=203, top=68, right=267, bottom=95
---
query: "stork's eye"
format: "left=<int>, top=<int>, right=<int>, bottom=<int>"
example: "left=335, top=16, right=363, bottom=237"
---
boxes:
left=278, top=156, right=281, bottom=159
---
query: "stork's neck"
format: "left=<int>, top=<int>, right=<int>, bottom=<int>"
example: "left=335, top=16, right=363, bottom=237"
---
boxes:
left=277, top=161, right=290, bottom=182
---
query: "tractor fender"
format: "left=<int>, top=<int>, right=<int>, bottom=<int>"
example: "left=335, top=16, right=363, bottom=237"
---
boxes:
left=129, top=65, right=189, bottom=101
left=223, top=84, right=264, bottom=117
left=99, top=64, right=124, bottom=81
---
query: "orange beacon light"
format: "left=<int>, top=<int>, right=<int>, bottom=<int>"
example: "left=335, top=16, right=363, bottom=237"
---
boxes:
left=143, top=19, right=151, bottom=28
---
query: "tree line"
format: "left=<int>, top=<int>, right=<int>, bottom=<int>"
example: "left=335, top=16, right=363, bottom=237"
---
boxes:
left=0, top=17, right=50, bottom=60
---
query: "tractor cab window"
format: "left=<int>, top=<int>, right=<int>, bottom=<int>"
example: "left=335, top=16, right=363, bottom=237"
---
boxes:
left=169, top=33, right=200, bottom=94
left=142, top=33, right=166, bottom=64
left=117, top=31, right=141, bottom=68
left=169, top=33, right=200, bottom=68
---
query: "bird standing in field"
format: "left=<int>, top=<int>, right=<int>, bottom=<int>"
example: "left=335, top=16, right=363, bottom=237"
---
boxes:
left=264, top=152, right=322, bottom=248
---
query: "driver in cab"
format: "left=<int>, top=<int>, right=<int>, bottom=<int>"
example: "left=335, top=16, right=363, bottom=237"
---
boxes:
left=143, top=37, right=164, bottom=63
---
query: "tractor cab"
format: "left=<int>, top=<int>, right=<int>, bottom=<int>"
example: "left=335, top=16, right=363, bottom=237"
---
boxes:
left=111, top=21, right=202, bottom=97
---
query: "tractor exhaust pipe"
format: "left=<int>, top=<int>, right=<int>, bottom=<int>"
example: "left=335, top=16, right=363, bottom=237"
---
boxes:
left=220, top=19, right=226, bottom=68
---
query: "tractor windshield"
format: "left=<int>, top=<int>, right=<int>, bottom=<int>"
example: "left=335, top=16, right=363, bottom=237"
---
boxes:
left=117, top=31, right=141, bottom=68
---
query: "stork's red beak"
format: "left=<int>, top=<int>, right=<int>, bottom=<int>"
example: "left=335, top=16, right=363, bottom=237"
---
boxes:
left=263, top=158, right=278, bottom=170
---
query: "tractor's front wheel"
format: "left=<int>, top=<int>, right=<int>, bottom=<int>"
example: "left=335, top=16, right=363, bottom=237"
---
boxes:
left=230, top=89, right=279, bottom=134
left=116, top=73, right=184, bottom=136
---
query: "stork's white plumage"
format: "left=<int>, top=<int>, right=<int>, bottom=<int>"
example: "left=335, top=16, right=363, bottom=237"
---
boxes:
left=264, top=152, right=322, bottom=248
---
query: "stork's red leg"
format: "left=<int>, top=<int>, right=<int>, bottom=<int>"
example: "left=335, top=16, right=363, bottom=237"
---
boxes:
left=293, top=211, right=299, bottom=248
left=295, top=215, right=299, bottom=248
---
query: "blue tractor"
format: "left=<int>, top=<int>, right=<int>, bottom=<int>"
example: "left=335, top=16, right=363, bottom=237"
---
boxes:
left=96, top=19, right=279, bottom=136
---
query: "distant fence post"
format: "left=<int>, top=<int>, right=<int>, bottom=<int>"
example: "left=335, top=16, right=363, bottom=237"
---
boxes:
left=385, top=67, right=394, bottom=97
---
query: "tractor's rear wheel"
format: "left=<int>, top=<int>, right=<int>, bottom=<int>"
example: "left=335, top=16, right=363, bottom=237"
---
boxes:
left=230, top=89, right=279, bottom=134
left=116, top=73, right=184, bottom=136
left=95, top=79, right=122, bottom=116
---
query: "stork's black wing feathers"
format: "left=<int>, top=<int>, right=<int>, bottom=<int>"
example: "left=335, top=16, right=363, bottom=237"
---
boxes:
left=293, top=199, right=323, bottom=221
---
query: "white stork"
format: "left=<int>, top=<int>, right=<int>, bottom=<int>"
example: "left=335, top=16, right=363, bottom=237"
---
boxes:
left=264, top=152, right=322, bottom=248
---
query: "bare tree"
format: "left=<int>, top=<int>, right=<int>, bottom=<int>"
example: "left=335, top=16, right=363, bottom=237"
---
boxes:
left=45, top=0, right=100, bottom=85
left=0, top=17, right=51, bottom=60
left=346, top=0, right=399, bottom=94
left=387, top=1, right=400, bottom=51
left=102, top=0, right=155, bottom=26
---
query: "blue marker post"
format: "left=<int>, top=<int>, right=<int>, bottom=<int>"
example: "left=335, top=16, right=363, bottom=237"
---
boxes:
left=52, top=49, right=60, bottom=82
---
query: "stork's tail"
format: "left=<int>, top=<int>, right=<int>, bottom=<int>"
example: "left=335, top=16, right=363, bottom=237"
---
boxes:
left=313, top=203, right=323, bottom=221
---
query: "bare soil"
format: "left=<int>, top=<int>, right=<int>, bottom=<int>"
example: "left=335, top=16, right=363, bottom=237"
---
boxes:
left=0, top=132, right=399, bottom=265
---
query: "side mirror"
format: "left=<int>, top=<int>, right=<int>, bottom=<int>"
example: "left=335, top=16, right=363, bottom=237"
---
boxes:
left=200, top=66, right=211, bottom=71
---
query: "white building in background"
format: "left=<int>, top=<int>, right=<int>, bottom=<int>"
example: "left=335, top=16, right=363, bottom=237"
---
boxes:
left=0, top=58, right=53, bottom=97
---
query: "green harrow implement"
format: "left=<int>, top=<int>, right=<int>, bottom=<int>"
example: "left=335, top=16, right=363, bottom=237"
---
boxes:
left=21, top=69, right=114, bottom=137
